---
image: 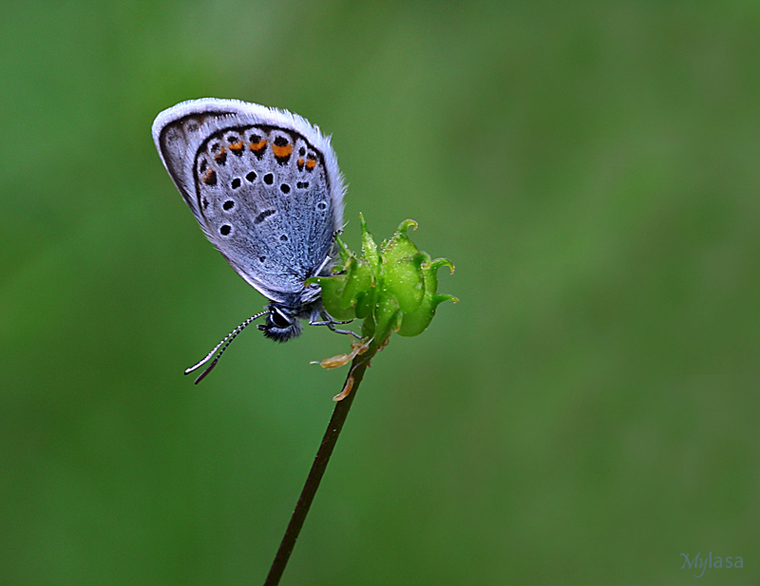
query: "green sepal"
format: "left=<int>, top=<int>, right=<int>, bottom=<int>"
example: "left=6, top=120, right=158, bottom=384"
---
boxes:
left=343, top=258, right=375, bottom=315
left=359, top=213, right=381, bottom=274
left=396, top=258, right=457, bottom=336
left=381, top=220, right=426, bottom=314
left=307, top=273, right=353, bottom=321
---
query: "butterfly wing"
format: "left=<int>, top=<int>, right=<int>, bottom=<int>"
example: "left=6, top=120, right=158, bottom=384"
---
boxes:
left=152, top=98, right=345, bottom=303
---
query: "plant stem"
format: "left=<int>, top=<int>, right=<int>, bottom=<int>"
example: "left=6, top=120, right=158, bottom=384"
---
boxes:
left=263, top=354, right=371, bottom=586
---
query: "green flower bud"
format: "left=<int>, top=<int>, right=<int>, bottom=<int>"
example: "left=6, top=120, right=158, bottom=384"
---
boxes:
left=312, top=215, right=456, bottom=351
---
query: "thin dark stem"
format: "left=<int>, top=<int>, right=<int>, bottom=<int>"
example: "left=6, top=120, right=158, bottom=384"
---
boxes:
left=263, top=355, right=371, bottom=586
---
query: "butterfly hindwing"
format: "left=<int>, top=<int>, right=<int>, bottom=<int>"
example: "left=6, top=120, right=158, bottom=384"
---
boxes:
left=152, top=99, right=345, bottom=303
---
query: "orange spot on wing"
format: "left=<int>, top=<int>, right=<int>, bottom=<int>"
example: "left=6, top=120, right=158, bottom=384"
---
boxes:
left=228, top=141, right=245, bottom=153
left=202, top=169, right=217, bottom=185
left=249, top=139, right=267, bottom=152
left=272, top=142, right=293, bottom=158
left=305, top=158, right=317, bottom=170
left=297, top=157, right=305, bottom=170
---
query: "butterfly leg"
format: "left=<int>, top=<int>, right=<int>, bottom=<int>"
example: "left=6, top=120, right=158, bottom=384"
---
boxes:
left=326, top=323, right=362, bottom=339
left=310, top=312, right=361, bottom=339
left=323, top=317, right=353, bottom=325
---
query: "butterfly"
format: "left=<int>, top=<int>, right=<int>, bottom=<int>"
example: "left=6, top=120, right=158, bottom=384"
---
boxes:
left=152, top=98, right=356, bottom=382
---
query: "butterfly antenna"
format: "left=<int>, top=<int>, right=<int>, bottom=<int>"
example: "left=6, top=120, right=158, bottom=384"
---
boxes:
left=184, top=310, right=268, bottom=384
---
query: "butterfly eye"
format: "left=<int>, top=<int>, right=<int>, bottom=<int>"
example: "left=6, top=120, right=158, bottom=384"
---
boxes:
left=271, top=308, right=292, bottom=328
left=272, top=313, right=288, bottom=328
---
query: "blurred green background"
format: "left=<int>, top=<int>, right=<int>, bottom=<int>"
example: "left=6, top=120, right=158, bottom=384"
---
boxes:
left=2, top=1, right=759, bottom=584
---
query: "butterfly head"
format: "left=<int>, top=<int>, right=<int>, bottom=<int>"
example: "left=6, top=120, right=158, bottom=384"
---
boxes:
left=258, top=303, right=303, bottom=342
